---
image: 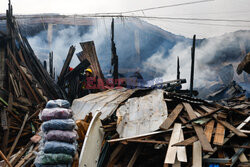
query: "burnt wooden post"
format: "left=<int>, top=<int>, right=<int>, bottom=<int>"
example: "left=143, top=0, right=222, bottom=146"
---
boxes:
left=177, top=56, right=180, bottom=80
left=43, top=60, right=47, bottom=71
left=190, top=35, right=196, bottom=96
left=58, top=45, right=75, bottom=86
left=111, top=18, right=118, bottom=82
left=49, top=51, right=53, bottom=78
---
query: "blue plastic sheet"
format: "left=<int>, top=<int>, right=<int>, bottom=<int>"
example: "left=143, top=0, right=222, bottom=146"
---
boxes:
left=41, top=108, right=73, bottom=121
left=44, top=141, right=76, bottom=156
left=45, top=130, right=77, bottom=143
left=42, top=119, right=75, bottom=132
left=46, top=99, right=70, bottom=109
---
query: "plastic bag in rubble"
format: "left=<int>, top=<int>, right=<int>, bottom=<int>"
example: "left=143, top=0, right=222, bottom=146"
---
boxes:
left=34, top=151, right=73, bottom=165
left=42, top=119, right=75, bottom=132
left=45, top=99, right=70, bottom=109
left=43, top=141, right=76, bottom=156
left=40, top=108, right=73, bottom=121
left=45, top=130, right=77, bottom=143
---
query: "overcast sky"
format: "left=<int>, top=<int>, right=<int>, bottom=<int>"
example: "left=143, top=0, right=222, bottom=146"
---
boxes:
left=1, top=0, right=250, bottom=38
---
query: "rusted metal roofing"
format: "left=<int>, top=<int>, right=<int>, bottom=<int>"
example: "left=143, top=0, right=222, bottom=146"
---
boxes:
left=71, top=88, right=136, bottom=120
left=116, top=89, right=168, bottom=138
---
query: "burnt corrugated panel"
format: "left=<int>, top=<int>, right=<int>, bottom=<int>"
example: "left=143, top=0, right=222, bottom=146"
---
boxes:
left=71, top=88, right=136, bottom=120
left=116, top=89, right=168, bottom=138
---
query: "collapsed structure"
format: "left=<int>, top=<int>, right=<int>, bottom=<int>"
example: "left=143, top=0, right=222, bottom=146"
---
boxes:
left=0, top=2, right=249, bottom=167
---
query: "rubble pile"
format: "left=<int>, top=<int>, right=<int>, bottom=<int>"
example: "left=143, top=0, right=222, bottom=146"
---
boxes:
left=0, top=3, right=64, bottom=167
left=0, top=2, right=249, bottom=167
left=72, top=89, right=250, bottom=167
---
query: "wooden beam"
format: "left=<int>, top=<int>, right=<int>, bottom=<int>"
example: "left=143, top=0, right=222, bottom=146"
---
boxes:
left=5, top=59, right=34, bottom=102
left=164, top=123, right=182, bottom=165
left=2, top=94, right=12, bottom=155
left=183, top=103, right=213, bottom=152
left=9, top=141, right=32, bottom=166
left=204, top=120, right=215, bottom=142
left=234, top=148, right=248, bottom=163
left=58, top=45, right=75, bottom=85
left=7, top=113, right=29, bottom=160
left=173, top=136, right=198, bottom=146
left=160, top=104, right=183, bottom=130
left=15, top=145, right=38, bottom=167
left=213, top=122, right=225, bottom=146
left=127, top=144, right=142, bottom=167
left=127, top=139, right=169, bottom=145
left=107, top=144, right=125, bottom=167
left=177, top=128, right=187, bottom=162
left=0, top=151, right=12, bottom=167
left=79, top=41, right=105, bottom=80
left=193, top=141, right=202, bottom=167
left=216, top=119, right=247, bottom=138
left=7, top=47, right=39, bottom=103
left=203, top=116, right=250, bottom=159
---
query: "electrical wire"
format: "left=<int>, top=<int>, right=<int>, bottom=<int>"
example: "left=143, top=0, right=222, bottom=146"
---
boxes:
left=146, top=18, right=250, bottom=28
left=121, top=0, right=215, bottom=14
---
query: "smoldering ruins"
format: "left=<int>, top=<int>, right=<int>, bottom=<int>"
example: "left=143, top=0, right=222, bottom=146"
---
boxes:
left=0, top=1, right=250, bottom=167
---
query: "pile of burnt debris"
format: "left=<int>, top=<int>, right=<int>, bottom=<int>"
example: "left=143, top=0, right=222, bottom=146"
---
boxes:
left=0, top=2, right=249, bottom=167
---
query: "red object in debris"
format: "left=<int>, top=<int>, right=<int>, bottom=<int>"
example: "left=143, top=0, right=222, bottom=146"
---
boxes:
left=69, top=67, right=74, bottom=71
left=30, top=134, right=41, bottom=143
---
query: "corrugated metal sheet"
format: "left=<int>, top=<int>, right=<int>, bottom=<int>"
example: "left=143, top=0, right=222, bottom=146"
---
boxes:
left=116, top=89, right=168, bottom=138
left=71, top=88, right=136, bottom=120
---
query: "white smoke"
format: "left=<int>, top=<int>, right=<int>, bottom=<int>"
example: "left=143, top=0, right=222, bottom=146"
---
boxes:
left=28, top=18, right=112, bottom=76
left=143, top=31, right=250, bottom=89
left=27, top=18, right=250, bottom=89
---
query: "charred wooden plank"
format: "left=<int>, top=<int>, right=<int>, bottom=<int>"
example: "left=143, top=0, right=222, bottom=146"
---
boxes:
left=79, top=41, right=104, bottom=80
left=7, top=112, right=29, bottom=160
left=58, top=45, right=75, bottom=86
left=183, top=103, right=213, bottom=152
left=7, top=47, right=39, bottom=103
left=173, top=136, right=198, bottom=146
left=160, top=104, right=183, bottom=130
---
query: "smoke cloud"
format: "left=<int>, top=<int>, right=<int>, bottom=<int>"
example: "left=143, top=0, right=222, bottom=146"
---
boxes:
left=143, top=30, right=250, bottom=89
left=26, top=18, right=250, bottom=91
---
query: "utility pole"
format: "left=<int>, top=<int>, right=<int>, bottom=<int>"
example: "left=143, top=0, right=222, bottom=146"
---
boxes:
left=111, top=18, right=118, bottom=83
left=177, top=56, right=180, bottom=80
left=190, top=35, right=196, bottom=96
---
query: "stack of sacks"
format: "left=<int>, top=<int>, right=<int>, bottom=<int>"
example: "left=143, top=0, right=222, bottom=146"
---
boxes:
left=35, top=100, right=77, bottom=167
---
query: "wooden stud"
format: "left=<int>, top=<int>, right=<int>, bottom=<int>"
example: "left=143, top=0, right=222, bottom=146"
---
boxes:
left=213, top=123, right=225, bottom=146
left=183, top=103, right=213, bottom=152
left=160, top=104, right=183, bottom=130
left=173, top=136, right=198, bottom=146
left=164, top=123, right=182, bottom=164
left=204, top=120, right=215, bottom=142
left=193, top=141, right=202, bottom=167
left=127, top=144, right=142, bottom=167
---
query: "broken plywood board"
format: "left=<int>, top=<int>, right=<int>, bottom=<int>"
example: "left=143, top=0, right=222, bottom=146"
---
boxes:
left=79, top=112, right=105, bottom=167
left=164, top=123, right=182, bottom=164
left=71, top=88, right=135, bottom=120
left=79, top=41, right=104, bottom=80
left=116, top=89, right=168, bottom=138
left=177, top=128, right=187, bottom=162
left=193, top=141, right=202, bottom=167
left=164, top=123, right=187, bottom=165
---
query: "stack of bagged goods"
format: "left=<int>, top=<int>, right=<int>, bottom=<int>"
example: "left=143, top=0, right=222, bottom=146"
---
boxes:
left=35, top=99, right=78, bottom=167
